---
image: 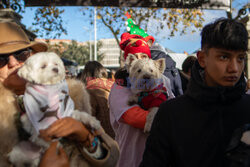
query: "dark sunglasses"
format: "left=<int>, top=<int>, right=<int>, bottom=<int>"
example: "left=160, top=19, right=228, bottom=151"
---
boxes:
left=0, top=49, right=31, bottom=68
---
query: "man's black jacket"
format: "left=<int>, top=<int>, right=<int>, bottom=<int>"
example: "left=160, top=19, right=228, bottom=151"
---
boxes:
left=140, top=61, right=250, bottom=167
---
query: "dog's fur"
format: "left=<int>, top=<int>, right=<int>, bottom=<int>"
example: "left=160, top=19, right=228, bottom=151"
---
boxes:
left=18, top=52, right=66, bottom=85
left=8, top=52, right=101, bottom=167
left=125, top=54, right=166, bottom=133
left=0, top=83, right=20, bottom=167
left=125, top=53, right=165, bottom=103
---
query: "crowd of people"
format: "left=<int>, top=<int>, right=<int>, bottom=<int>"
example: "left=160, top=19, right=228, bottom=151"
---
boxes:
left=0, top=17, right=249, bottom=167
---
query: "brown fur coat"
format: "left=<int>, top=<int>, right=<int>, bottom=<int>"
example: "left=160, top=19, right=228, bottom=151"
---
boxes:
left=0, top=83, right=20, bottom=167
left=0, top=79, right=119, bottom=167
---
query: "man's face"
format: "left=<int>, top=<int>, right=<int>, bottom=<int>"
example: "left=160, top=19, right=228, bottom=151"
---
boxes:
left=0, top=49, right=32, bottom=95
left=197, top=48, right=246, bottom=87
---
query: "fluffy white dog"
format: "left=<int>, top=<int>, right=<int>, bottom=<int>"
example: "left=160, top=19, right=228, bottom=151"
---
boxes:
left=8, top=52, right=101, bottom=167
left=125, top=53, right=168, bottom=132
left=125, top=53, right=166, bottom=104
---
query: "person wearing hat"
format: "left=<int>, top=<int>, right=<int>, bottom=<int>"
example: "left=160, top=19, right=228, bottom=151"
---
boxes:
left=109, top=32, right=174, bottom=167
left=0, top=22, right=119, bottom=167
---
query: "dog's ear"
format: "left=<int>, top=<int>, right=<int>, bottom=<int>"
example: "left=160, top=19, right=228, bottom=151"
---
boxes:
left=125, top=53, right=138, bottom=67
left=154, top=58, right=166, bottom=74
left=18, top=66, right=34, bottom=82
left=17, top=66, right=29, bottom=80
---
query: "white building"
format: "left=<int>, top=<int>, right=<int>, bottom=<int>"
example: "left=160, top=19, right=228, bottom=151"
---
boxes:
left=99, top=38, right=120, bottom=68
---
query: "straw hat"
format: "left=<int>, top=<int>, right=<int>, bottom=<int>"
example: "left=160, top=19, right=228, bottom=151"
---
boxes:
left=0, top=22, right=48, bottom=54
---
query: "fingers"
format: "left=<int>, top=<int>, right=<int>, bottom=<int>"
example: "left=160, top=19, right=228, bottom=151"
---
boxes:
left=39, top=117, right=92, bottom=144
left=40, top=118, right=74, bottom=139
left=39, top=141, right=70, bottom=167
left=40, top=117, right=86, bottom=140
left=58, top=146, right=68, bottom=158
left=45, top=141, right=59, bottom=154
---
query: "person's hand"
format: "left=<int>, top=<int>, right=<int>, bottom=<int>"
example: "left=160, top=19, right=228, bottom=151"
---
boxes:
left=38, top=141, right=69, bottom=167
left=39, top=117, right=93, bottom=147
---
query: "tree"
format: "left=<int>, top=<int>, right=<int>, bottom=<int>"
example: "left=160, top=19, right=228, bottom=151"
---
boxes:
left=46, top=40, right=104, bottom=65
left=1, top=0, right=67, bottom=39
left=82, top=7, right=204, bottom=48
left=227, top=0, right=249, bottom=21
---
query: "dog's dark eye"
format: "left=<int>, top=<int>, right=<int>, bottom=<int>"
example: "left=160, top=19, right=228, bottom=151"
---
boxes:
left=41, top=64, right=47, bottom=69
left=150, top=69, right=153, bottom=73
left=54, top=63, right=58, bottom=66
left=137, top=69, right=141, bottom=73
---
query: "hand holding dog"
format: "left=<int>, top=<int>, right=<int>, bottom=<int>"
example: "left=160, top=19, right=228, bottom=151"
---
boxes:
left=39, top=141, right=69, bottom=167
left=39, top=117, right=93, bottom=147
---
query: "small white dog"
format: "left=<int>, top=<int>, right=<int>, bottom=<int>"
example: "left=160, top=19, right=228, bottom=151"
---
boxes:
left=8, top=52, right=101, bottom=167
left=125, top=53, right=166, bottom=105
left=125, top=53, right=168, bottom=132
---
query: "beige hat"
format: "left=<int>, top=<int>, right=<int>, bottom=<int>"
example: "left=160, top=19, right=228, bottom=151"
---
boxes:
left=0, top=22, right=48, bottom=54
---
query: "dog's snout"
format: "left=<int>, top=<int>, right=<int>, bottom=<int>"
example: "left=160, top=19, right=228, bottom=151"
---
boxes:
left=52, top=68, right=58, bottom=73
left=143, top=75, right=151, bottom=80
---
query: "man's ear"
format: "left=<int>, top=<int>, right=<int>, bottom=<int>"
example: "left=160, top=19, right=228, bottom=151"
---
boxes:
left=197, top=51, right=205, bottom=68
left=147, top=39, right=153, bottom=47
left=125, top=53, right=138, bottom=67
left=154, top=58, right=166, bottom=73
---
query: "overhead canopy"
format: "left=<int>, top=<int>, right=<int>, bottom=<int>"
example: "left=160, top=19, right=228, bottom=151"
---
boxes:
left=24, top=0, right=230, bottom=10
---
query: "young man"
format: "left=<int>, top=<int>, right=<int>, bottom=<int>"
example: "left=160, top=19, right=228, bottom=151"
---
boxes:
left=140, top=18, right=249, bottom=167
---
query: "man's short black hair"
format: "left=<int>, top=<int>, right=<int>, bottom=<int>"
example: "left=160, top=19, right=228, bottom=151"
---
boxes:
left=201, top=18, right=248, bottom=51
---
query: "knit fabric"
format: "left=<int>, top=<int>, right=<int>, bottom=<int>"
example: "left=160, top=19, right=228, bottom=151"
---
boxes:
left=138, top=84, right=168, bottom=110
left=119, top=32, right=154, bottom=60
left=23, top=80, right=74, bottom=133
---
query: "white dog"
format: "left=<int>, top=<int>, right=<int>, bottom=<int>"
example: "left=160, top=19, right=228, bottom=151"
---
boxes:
left=8, top=52, right=101, bottom=167
left=125, top=53, right=169, bottom=132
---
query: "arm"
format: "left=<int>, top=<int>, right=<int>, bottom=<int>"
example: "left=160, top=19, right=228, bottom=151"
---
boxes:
left=109, top=83, right=161, bottom=132
left=39, top=141, right=69, bottom=167
left=78, top=130, right=120, bottom=167
left=121, top=106, right=149, bottom=129
left=39, top=118, right=119, bottom=167
left=140, top=105, right=171, bottom=167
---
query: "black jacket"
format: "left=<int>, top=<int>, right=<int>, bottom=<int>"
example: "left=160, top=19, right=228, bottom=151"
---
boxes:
left=150, top=44, right=183, bottom=97
left=140, top=61, right=250, bottom=167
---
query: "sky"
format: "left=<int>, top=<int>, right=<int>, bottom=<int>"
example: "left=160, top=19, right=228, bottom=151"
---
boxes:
left=20, top=0, right=248, bottom=54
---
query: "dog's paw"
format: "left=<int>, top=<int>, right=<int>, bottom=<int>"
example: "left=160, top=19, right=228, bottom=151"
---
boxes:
left=71, top=110, right=101, bottom=130
left=144, top=107, right=159, bottom=133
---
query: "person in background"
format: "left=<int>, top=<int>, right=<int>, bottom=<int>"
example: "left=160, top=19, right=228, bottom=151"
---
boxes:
left=109, top=32, right=174, bottom=167
left=140, top=18, right=250, bottom=167
left=0, top=22, right=119, bottom=167
left=179, top=55, right=197, bottom=93
left=80, top=61, right=115, bottom=138
left=150, top=42, right=183, bottom=96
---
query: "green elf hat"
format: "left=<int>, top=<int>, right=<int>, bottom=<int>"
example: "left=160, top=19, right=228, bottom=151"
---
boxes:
left=125, top=12, right=155, bottom=43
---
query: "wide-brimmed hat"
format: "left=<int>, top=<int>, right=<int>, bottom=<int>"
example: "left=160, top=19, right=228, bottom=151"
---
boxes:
left=0, top=22, right=48, bottom=54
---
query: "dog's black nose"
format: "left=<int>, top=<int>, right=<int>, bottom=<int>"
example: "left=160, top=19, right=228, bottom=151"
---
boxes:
left=143, top=75, right=151, bottom=80
left=52, top=68, right=58, bottom=73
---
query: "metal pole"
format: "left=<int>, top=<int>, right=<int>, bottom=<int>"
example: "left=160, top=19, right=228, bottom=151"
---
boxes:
left=83, top=26, right=92, bottom=61
left=90, top=39, right=92, bottom=61
left=94, top=7, right=97, bottom=61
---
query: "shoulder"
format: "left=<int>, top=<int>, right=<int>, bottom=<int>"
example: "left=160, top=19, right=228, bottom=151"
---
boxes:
left=159, top=95, right=191, bottom=113
left=235, top=94, right=250, bottom=106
